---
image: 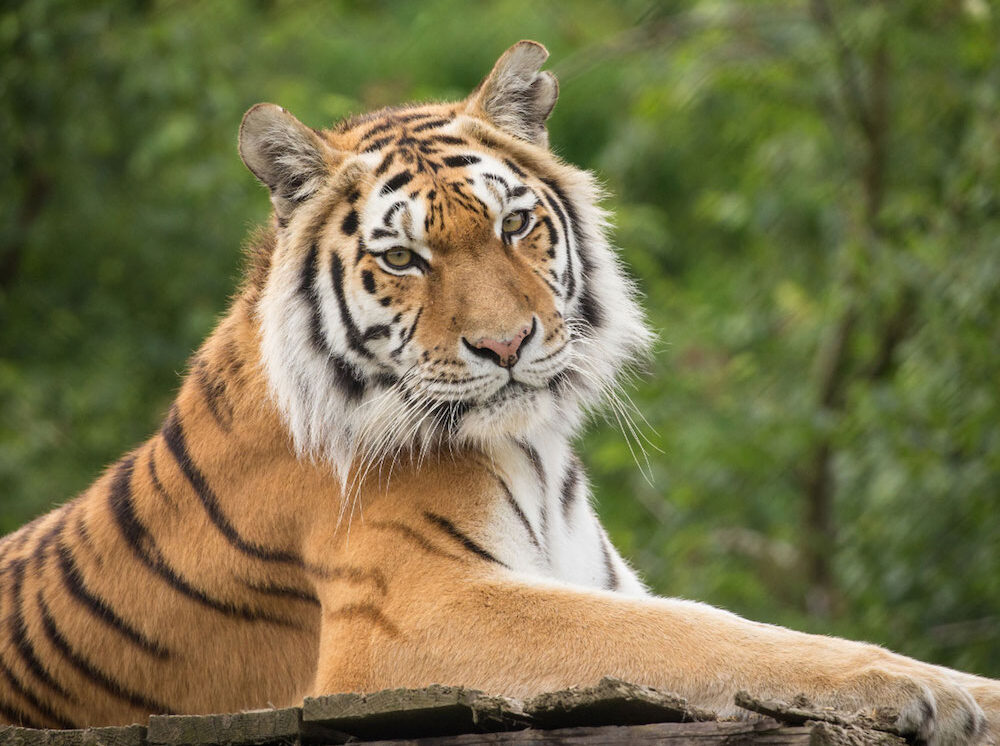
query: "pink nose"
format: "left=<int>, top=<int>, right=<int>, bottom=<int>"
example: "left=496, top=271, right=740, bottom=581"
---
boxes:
left=465, top=323, right=534, bottom=368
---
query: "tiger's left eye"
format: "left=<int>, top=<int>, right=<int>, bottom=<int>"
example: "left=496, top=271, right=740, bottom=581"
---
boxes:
left=384, top=248, right=415, bottom=268
left=501, top=210, right=529, bottom=236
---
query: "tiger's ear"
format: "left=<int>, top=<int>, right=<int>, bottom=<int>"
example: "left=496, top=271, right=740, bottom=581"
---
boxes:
left=239, top=103, right=335, bottom=219
left=466, top=40, right=559, bottom=147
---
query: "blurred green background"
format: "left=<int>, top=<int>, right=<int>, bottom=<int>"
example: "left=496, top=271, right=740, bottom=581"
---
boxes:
left=2, top=0, right=999, bottom=676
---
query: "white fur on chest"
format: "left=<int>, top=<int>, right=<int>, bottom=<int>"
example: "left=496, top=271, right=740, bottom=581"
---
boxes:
left=482, top=434, right=646, bottom=596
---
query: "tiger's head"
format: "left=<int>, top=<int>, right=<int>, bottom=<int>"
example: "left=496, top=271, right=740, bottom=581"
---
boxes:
left=238, top=41, right=650, bottom=478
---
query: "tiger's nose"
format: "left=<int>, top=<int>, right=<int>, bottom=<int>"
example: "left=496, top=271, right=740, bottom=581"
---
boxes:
left=463, top=321, right=535, bottom=368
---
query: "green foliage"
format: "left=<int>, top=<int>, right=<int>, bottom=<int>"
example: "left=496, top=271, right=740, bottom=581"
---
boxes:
left=2, top=0, right=998, bottom=675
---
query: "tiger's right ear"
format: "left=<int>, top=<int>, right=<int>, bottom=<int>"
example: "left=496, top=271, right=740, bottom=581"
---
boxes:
left=239, top=103, right=335, bottom=219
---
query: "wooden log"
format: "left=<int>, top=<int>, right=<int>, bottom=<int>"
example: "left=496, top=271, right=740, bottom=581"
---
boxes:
left=524, top=677, right=716, bottom=729
left=301, top=685, right=529, bottom=743
left=147, top=708, right=300, bottom=746
left=0, top=726, right=147, bottom=746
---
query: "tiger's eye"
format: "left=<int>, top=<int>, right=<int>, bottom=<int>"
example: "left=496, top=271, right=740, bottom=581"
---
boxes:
left=384, top=248, right=414, bottom=268
left=501, top=211, right=527, bottom=235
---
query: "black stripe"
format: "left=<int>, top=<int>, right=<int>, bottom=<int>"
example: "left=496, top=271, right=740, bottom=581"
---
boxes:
left=146, top=444, right=177, bottom=510
left=361, top=270, right=377, bottom=295
left=396, top=110, right=441, bottom=123
left=390, top=307, right=422, bottom=358
left=430, top=135, right=466, bottom=146
left=107, top=456, right=298, bottom=626
left=517, top=441, right=546, bottom=491
left=359, top=119, right=395, bottom=142
left=601, top=532, right=620, bottom=591
left=161, top=409, right=302, bottom=565
left=375, top=150, right=396, bottom=176
left=488, top=472, right=542, bottom=552
left=55, top=536, right=170, bottom=659
left=0, top=655, right=75, bottom=729
left=542, top=178, right=604, bottom=330
left=35, top=591, right=171, bottom=714
left=242, top=581, right=320, bottom=607
left=380, top=170, right=413, bottom=195
left=362, top=324, right=391, bottom=342
left=442, top=154, right=480, bottom=168
left=382, top=200, right=407, bottom=227
left=541, top=215, right=558, bottom=248
left=423, top=512, right=507, bottom=568
left=192, top=358, right=233, bottom=431
left=559, top=459, right=581, bottom=523
left=299, top=244, right=367, bottom=401
left=517, top=441, right=549, bottom=556
left=370, top=227, right=397, bottom=240
left=341, top=209, right=359, bottom=236
left=329, top=252, right=375, bottom=360
left=363, top=135, right=394, bottom=153
left=410, top=118, right=450, bottom=133
left=7, top=560, right=75, bottom=702
left=540, top=187, right=576, bottom=299
left=368, top=520, right=459, bottom=562
left=0, top=696, right=44, bottom=729
left=72, top=512, right=102, bottom=569
left=503, top=158, right=526, bottom=177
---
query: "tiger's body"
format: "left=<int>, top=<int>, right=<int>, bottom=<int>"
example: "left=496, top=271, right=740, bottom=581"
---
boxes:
left=1, top=42, right=998, bottom=743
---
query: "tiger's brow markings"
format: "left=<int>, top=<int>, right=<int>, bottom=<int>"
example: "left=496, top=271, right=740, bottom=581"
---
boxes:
left=370, top=227, right=398, bottom=241
left=35, top=591, right=172, bottom=714
left=410, top=117, right=451, bottom=133
left=383, top=200, right=407, bottom=226
left=380, top=171, right=414, bottom=196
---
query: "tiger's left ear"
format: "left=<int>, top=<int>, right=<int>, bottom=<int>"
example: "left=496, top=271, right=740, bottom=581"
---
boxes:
left=466, top=40, right=559, bottom=148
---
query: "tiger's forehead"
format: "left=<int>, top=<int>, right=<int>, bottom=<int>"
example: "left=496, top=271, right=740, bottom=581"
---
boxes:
left=324, top=103, right=535, bottom=252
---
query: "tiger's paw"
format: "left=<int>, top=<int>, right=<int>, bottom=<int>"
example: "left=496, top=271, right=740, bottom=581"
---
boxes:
left=954, top=677, right=1000, bottom=745
left=827, top=665, right=988, bottom=746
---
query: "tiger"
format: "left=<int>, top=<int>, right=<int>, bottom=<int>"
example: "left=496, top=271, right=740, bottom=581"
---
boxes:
left=1, top=40, right=998, bottom=744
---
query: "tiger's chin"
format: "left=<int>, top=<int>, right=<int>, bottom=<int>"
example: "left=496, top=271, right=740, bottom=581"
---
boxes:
left=451, top=381, right=581, bottom=447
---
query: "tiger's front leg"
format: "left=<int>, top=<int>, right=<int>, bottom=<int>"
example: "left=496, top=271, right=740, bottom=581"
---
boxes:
left=311, top=552, right=997, bottom=746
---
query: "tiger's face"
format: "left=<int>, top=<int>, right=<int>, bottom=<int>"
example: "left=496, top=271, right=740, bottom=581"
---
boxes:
left=240, top=42, right=649, bottom=476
